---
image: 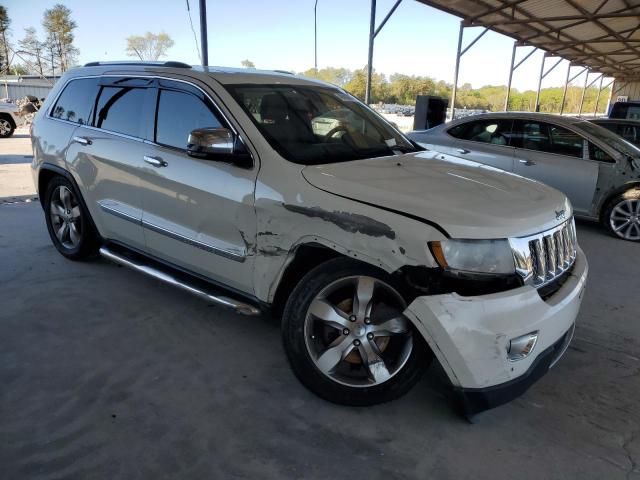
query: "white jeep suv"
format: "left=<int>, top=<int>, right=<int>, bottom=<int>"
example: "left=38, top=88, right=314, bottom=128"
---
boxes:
left=31, top=62, right=588, bottom=415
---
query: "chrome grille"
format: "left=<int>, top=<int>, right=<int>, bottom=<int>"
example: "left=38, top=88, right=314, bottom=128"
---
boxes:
left=509, top=218, right=577, bottom=288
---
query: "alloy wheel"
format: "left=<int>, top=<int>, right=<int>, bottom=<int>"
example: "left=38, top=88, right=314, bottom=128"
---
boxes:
left=0, top=119, right=11, bottom=136
left=304, top=275, right=413, bottom=387
left=49, top=186, right=83, bottom=249
left=609, top=198, right=640, bottom=241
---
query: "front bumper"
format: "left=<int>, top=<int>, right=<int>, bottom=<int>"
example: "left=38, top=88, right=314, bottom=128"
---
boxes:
left=404, top=246, right=588, bottom=413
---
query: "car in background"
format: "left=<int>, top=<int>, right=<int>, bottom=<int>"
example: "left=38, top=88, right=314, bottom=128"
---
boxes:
left=408, top=112, right=640, bottom=242
left=590, top=118, right=640, bottom=148
left=609, top=101, right=640, bottom=120
left=0, top=100, right=20, bottom=138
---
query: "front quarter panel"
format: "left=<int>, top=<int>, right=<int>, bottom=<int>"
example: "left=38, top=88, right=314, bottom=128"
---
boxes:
left=251, top=151, right=446, bottom=303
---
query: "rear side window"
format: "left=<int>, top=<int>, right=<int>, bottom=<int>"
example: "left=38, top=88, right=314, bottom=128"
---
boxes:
left=589, top=143, right=615, bottom=163
left=155, top=89, right=223, bottom=149
left=448, top=120, right=513, bottom=145
left=513, top=121, right=583, bottom=158
left=95, top=86, right=148, bottom=138
left=50, top=78, right=99, bottom=125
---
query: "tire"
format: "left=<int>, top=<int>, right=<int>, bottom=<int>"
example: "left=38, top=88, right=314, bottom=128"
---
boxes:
left=0, top=115, right=15, bottom=138
left=602, top=189, right=640, bottom=242
left=282, top=257, right=432, bottom=406
left=44, top=175, right=100, bottom=260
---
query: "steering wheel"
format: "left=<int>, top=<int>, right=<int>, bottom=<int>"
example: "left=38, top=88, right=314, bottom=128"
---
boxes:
left=324, top=125, right=350, bottom=143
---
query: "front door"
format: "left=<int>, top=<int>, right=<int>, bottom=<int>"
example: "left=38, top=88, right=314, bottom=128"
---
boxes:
left=441, top=118, right=516, bottom=172
left=511, top=120, right=599, bottom=215
left=138, top=80, right=258, bottom=294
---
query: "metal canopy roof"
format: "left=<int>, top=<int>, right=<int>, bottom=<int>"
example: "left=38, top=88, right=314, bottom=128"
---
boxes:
left=416, top=0, right=640, bottom=80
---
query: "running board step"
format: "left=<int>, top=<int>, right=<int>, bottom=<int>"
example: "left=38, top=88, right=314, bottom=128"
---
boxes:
left=99, top=246, right=261, bottom=316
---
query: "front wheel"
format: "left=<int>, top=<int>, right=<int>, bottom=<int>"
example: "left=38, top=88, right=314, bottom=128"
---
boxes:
left=603, top=191, right=640, bottom=241
left=282, top=258, right=431, bottom=406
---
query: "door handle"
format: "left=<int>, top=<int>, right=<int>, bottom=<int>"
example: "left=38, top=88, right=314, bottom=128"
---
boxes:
left=72, top=136, right=92, bottom=146
left=456, top=148, right=470, bottom=154
left=519, top=159, right=536, bottom=166
left=144, top=156, right=168, bottom=168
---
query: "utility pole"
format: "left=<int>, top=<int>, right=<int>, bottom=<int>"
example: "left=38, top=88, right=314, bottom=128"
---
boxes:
left=365, top=0, right=376, bottom=104
left=314, top=0, right=318, bottom=71
left=199, top=0, right=208, bottom=67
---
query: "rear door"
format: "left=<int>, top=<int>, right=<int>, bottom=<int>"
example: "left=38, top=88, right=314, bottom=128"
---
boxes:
left=437, top=118, right=516, bottom=171
left=137, top=79, right=258, bottom=293
left=511, top=120, right=598, bottom=214
left=66, top=76, right=155, bottom=249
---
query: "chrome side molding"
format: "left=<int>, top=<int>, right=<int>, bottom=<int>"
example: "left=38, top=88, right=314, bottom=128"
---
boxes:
left=99, top=246, right=261, bottom=316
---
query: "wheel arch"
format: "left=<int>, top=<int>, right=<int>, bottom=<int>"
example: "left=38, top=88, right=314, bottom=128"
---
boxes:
left=598, top=181, right=640, bottom=221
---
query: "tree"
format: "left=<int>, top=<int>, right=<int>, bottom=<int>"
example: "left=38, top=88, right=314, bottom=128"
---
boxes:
left=126, top=32, right=174, bottom=61
left=0, top=6, right=11, bottom=75
left=18, top=27, right=46, bottom=76
left=241, top=59, right=255, bottom=68
left=302, top=67, right=352, bottom=87
left=43, top=4, right=78, bottom=73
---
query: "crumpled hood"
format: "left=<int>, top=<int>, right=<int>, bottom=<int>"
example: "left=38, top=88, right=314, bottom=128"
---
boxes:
left=302, top=150, right=572, bottom=239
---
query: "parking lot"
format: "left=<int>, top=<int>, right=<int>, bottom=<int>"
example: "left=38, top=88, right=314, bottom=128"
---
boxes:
left=1, top=192, right=639, bottom=478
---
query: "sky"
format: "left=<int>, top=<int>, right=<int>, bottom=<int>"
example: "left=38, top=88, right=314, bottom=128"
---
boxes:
left=2, top=0, right=604, bottom=91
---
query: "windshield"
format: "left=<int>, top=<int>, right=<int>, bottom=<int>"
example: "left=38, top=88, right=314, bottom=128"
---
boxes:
left=225, top=84, right=419, bottom=165
left=580, top=120, right=640, bottom=158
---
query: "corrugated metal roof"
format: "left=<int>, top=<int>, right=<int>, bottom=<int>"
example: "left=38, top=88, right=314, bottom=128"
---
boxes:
left=416, top=0, right=640, bottom=80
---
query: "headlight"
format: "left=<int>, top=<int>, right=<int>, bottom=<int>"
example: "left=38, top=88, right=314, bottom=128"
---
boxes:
left=429, top=239, right=515, bottom=275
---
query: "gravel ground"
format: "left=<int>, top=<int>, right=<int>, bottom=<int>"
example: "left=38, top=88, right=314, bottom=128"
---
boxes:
left=0, top=201, right=639, bottom=479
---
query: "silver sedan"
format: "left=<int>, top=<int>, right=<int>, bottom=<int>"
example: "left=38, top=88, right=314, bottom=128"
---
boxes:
left=408, top=112, right=640, bottom=241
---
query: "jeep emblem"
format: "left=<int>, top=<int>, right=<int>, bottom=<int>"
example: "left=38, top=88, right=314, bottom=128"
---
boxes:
left=555, top=209, right=566, bottom=221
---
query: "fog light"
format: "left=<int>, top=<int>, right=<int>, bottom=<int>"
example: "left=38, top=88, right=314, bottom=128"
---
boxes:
left=507, top=332, right=538, bottom=362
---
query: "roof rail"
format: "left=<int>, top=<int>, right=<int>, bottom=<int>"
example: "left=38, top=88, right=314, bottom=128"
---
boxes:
left=83, top=61, right=192, bottom=69
left=272, top=69, right=294, bottom=75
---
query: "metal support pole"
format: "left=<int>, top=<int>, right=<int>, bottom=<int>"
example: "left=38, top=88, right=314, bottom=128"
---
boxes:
left=365, top=0, right=376, bottom=104
left=578, top=69, right=590, bottom=116
left=199, top=0, right=208, bottom=67
left=450, top=22, right=464, bottom=121
left=534, top=54, right=546, bottom=112
left=594, top=75, right=604, bottom=116
left=504, top=42, right=517, bottom=111
left=314, top=0, right=318, bottom=71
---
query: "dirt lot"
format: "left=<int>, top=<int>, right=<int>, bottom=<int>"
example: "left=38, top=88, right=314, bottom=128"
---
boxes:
left=0, top=159, right=639, bottom=478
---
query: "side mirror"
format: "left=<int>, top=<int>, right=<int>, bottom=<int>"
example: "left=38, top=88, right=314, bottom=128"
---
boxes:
left=187, top=127, right=235, bottom=158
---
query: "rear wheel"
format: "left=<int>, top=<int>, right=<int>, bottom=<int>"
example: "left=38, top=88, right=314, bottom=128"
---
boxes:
left=44, top=176, right=100, bottom=259
left=603, top=190, right=640, bottom=241
left=282, top=258, right=431, bottom=406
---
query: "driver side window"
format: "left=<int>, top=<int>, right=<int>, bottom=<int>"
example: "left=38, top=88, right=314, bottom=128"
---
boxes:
left=155, top=89, right=223, bottom=150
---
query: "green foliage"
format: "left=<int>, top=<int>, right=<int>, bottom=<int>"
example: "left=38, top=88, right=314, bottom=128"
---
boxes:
left=43, top=4, right=79, bottom=72
left=126, top=32, right=174, bottom=61
left=299, top=65, right=611, bottom=113
left=0, top=5, right=11, bottom=74
left=241, top=59, right=255, bottom=68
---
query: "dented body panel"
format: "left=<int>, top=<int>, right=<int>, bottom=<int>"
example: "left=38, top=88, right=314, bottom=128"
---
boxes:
left=404, top=246, right=587, bottom=389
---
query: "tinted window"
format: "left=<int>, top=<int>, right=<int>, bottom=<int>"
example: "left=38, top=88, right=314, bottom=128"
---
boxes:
left=589, top=142, right=615, bottom=162
left=50, top=78, right=99, bottom=125
left=95, top=86, right=147, bottom=138
left=448, top=120, right=513, bottom=145
left=513, top=121, right=583, bottom=158
left=610, top=102, right=640, bottom=120
left=155, top=89, right=222, bottom=149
